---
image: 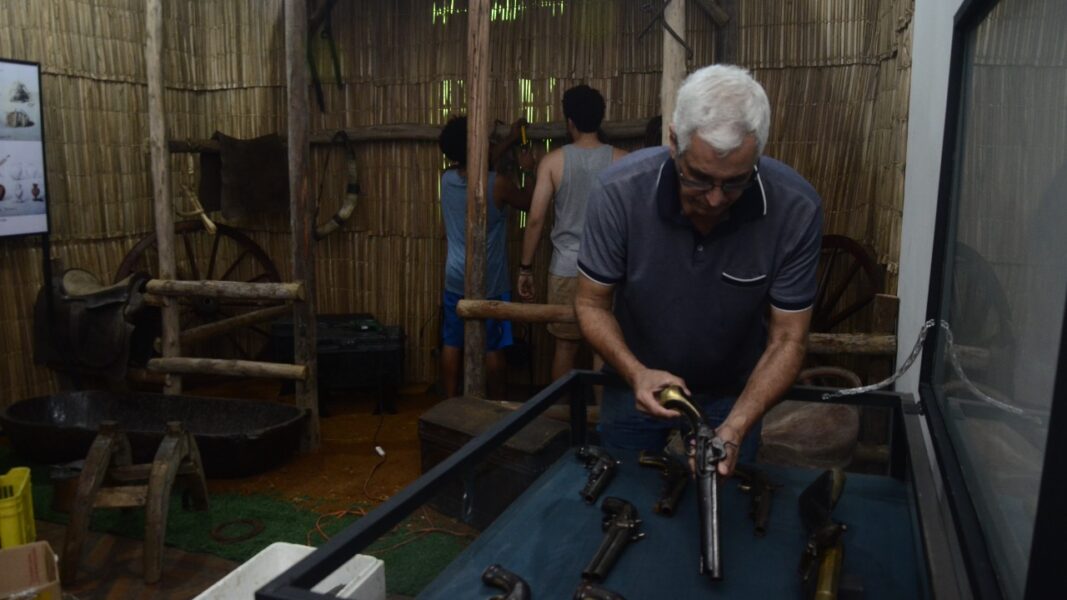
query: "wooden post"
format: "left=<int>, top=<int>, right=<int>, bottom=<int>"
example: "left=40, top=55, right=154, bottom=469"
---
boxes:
left=463, top=0, right=491, bottom=399
left=145, top=0, right=180, bottom=395
left=714, top=0, right=739, bottom=64
left=661, top=0, right=686, bottom=145
left=285, top=0, right=320, bottom=450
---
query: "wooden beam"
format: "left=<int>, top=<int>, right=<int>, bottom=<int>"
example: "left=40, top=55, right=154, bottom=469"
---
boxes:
left=714, top=0, right=739, bottom=64
left=456, top=300, right=898, bottom=357
left=661, top=0, right=686, bottom=146
left=808, top=333, right=896, bottom=356
left=286, top=0, right=320, bottom=450
left=146, top=0, right=181, bottom=395
left=148, top=357, right=308, bottom=380
left=145, top=279, right=304, bottom=301
left=177, top=304, right=292, bottom=348
left=457, top=299, right=577, bottom=323
left=167, top=119, right=654, bottom=153
left=464, top=0, right=491, bottom=399
left=693, top=0, right=730, bottom=27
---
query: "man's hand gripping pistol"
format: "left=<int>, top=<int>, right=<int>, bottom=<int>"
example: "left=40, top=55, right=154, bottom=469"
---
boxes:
left=657, top=385, right=726, bottom=580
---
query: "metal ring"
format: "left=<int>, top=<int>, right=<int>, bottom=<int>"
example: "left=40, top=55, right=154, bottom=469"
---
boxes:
left=210, top=518, right=265, bottom=543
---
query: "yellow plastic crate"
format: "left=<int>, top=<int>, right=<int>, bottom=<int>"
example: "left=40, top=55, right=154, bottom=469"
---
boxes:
left=0, top=467, right=36, bottom=548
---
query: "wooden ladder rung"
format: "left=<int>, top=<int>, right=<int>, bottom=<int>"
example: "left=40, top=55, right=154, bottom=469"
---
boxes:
left=94, top=485, right=148, bottom=508
left=108, top=462, right=200, bottom=483
left=148, top=357, right=308, bottom=380
left=145, top=279, right=305, bottom=301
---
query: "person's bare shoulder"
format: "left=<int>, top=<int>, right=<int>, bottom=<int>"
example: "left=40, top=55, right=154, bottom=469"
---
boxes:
left=539, top=146, right=566, bottom=186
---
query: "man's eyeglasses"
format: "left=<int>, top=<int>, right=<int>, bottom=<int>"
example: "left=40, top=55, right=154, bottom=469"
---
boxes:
left=676, top=160, right=757, bottom=195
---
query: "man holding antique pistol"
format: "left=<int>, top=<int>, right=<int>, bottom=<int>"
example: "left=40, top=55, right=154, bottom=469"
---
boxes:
left=574, top=64, right=822, bottom=477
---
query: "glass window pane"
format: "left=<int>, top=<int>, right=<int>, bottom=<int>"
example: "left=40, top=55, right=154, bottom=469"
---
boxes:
left=933, top=1, right=1067, bottom=597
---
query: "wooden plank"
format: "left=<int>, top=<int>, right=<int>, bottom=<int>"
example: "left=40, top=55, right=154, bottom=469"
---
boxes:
left=463, top=0, right=491, bottom=400
left=285, top=0, right=320, bottom=450
left=145, top=279, right=304, bottom=301
left=661, top=0, right=686, bottom=145
left=871, top=293, right=899, bottom=334
left=147, top=357, right=308, bottom=380
left=145, top=0, right=180, bottom=395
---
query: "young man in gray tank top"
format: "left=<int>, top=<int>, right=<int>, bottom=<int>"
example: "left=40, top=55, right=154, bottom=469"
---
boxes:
left=516, top=85, right=627, bottom=381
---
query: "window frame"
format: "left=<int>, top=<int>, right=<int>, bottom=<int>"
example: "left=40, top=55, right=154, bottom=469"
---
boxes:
left=919, top=1, right=1067, bottom=598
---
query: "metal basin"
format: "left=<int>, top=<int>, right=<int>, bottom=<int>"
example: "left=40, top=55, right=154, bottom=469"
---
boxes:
left=1, top=391, right=307, bottom=478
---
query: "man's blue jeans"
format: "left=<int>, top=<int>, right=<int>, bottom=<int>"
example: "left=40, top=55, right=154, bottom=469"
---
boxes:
left=597, top=385, right=761, bottom=463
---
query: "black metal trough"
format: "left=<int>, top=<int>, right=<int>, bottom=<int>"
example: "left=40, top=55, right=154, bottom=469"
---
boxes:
left=0, top=390, right=307, bottom=478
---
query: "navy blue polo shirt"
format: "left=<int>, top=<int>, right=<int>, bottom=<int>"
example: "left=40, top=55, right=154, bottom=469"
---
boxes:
left=577, top=147, right=822, bottom=390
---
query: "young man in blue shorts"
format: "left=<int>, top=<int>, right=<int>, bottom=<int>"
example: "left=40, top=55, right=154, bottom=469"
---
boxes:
left=439, top=116, right=534, bottom=398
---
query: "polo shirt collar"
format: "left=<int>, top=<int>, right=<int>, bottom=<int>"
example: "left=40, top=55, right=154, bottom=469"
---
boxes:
left=655, top=155, right=768, bottom=226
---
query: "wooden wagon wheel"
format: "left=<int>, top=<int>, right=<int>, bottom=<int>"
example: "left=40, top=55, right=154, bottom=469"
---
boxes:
left=811, top=235, right=885, bottom=332
left=115, top=220, right=283, bottom=361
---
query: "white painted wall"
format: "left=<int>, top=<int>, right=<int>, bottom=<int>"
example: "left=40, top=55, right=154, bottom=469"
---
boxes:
left=897, top=0, right=966, bottom=395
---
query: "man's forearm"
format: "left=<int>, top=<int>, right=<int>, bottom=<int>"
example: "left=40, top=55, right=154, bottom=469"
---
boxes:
left=722, top=338, right=806, bottom=437
left=520, top=215, right=544, bottom=266
left=575, top=302, right=645, bottom=385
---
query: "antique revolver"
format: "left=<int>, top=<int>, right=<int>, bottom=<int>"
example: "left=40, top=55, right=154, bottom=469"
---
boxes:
left=576, top=445, right=619, bottom=504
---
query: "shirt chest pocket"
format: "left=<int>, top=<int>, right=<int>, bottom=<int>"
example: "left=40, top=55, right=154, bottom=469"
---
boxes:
left=720, top=270, right=768, bottom=289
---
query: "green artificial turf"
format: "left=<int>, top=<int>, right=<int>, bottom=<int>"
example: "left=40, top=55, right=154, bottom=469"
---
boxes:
left=0, top=444, right=468, bottom=596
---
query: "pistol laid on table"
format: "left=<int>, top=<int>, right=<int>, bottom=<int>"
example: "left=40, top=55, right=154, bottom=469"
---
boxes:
left=576, top=445, right=619, bottom=504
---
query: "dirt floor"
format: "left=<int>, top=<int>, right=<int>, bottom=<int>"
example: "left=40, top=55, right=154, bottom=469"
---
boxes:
left=189, top=380, right=445, bottom=512
left=190, top=379, right=543, bottom=513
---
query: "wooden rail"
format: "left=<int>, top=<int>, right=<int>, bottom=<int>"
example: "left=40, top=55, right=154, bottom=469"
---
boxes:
left=145, top=279, right=305, bottom=301
left=457, top=299, right=901, bottom=356
left=148, top=357, right=307, bottom=380
left=166, top=119, right=653, bottom=153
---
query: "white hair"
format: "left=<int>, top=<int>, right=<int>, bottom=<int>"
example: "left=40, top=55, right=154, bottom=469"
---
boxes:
left=672, top=64, right=771, bottom=156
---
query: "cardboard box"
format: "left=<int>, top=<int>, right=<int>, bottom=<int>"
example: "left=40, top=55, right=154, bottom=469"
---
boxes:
left=0, top=541, right=61, bottom=600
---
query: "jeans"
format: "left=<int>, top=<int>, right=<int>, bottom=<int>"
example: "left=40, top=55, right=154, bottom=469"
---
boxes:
left=597, top=385, right=761, bottom=463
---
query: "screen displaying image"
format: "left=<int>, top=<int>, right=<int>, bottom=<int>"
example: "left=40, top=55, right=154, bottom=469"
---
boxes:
left=0, top=59, right=48, bottom=237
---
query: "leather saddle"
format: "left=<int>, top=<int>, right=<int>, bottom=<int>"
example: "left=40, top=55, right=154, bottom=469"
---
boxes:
left=34, top=268, right=155, bottom=382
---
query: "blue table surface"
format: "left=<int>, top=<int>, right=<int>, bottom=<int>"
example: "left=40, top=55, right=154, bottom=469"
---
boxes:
left=417, top=450, right=924, bottom=600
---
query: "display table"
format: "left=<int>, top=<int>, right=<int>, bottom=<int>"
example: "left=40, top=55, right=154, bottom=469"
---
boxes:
left=419, top=450, right=923, bottom=599
left=254, top=375, right=947, bottom=600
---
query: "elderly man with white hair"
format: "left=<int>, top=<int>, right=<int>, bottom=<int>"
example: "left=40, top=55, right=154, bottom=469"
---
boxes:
left=575, top=64, right=823, bottom=476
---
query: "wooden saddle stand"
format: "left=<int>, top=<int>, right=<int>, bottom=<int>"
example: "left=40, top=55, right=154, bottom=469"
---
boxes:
left=61, top=421, right=210, bottom=585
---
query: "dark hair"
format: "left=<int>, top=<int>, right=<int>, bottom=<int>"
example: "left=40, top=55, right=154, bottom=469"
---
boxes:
left=562, top=85, right=606, bottom=133
left=643, top=115, right=663, bottom=148
left=439, top=116, right=467, bottom=166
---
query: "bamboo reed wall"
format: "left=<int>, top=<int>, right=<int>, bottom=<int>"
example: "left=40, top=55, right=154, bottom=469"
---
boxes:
left=0, top=0, right=913, bottom=407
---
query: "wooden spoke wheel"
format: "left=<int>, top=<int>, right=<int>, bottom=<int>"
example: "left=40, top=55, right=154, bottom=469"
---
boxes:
left=115, top=220, right=283, bottom=361
left=812, top=235, right=885, bottom=333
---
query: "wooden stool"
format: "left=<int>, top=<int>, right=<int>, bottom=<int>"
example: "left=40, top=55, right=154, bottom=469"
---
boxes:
left=62, top=420, right=209, bottom=584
